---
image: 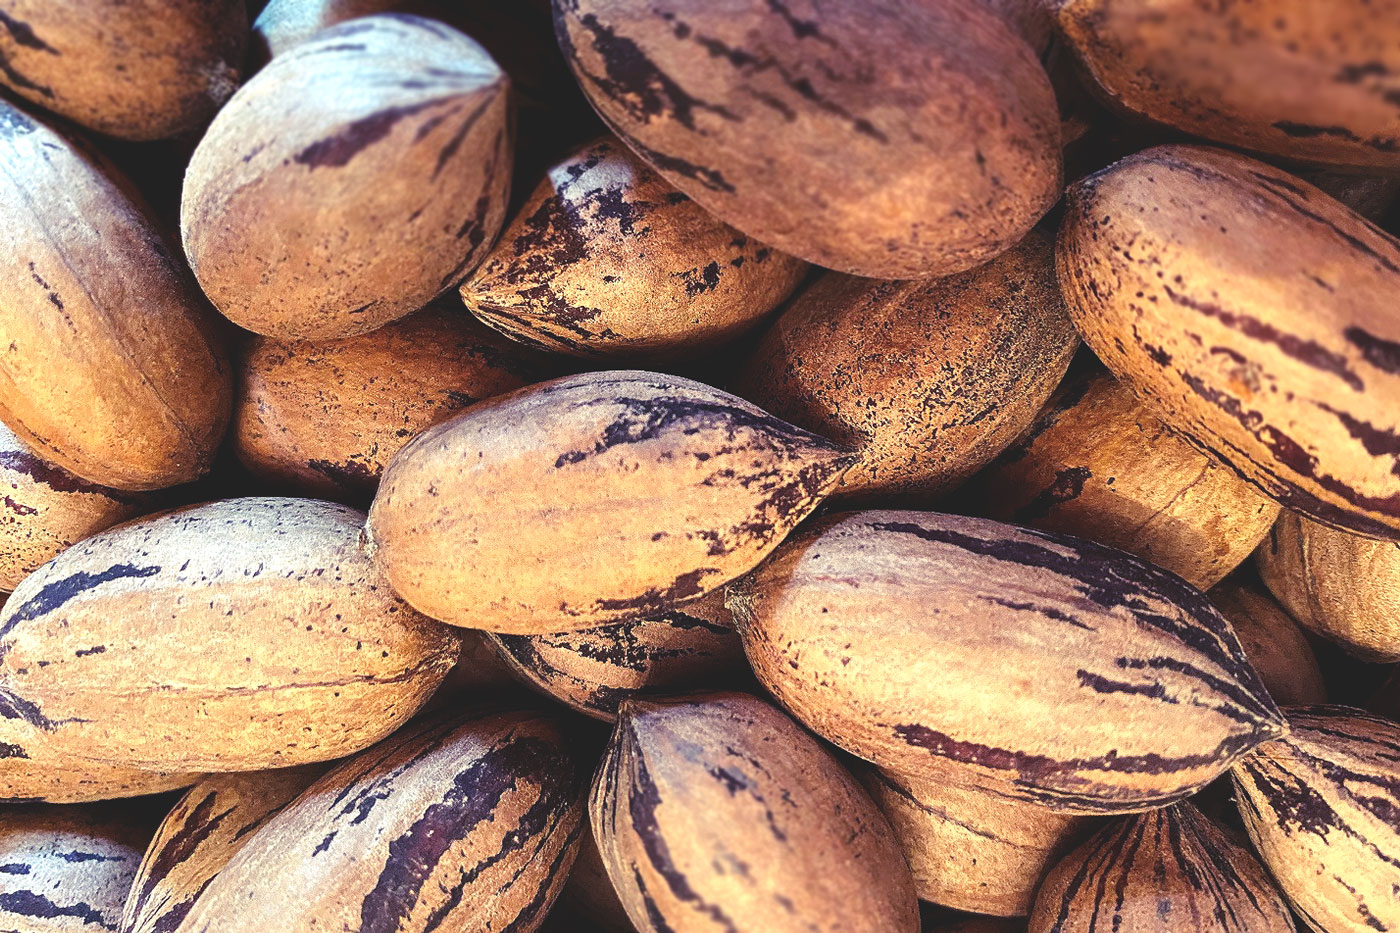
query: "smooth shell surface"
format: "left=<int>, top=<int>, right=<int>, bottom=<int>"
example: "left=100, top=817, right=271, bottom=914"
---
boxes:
left=1057, top=145, right=1400, bottom=539
left=1051, top=0, right=1400, bottom=170
left=176, top=710, right=585, bottom=933
left=864, top=768, right=1095, bottom=917
left=368, top=370, right=854, bottom=633
left=0, top=497, right=460, bottom=772
left=969, top=367, right=1280, bottom=589
left=591, top=692, right=920, bottom=933
left=0, top=100, right=231, bottom=491
left=121, top=767, right=324, bottom=933
left=234, top=302, right=542, bottom=499
left=1257, top=510, right=1400, bottom=661
left=1209, top=579, right=1326, bottom=707
left=463, top=135, right=807, bottom=358
left=735, top=232, right=1077, bottom=502
left=1233, top=706, right=1400, bottom=933
left=554, top=0, right=1061, bottom=278
left=1028, top=801, right=1295, bottom=933
left=0, top=0, right=246, bottom=140
left=729, top=510, right=1285, bottom=813
left=182, top=15, right=512, bottom=339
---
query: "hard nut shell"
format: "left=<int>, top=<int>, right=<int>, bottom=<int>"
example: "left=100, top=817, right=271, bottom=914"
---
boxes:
left=182, top=14, right=512, bottom=339
left=367, top=370, right=854, bottom=633
left=0, top=756, right=198, bottom=806
left=728, top=510, right=1285, bottom=813
left=1057, top=145, right=1400, bottom=539
left=1209, top=578, right=1327, bottom=707
left=553, top=0, right=1061, bottom=278
left=734, top=231, right=1077, bottom=502
left=591, top=691, right=920, bottom=933
left=0, top=497, right=460, bottom=772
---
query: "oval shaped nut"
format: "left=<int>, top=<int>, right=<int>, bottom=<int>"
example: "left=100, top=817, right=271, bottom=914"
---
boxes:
left=177, top=709, right=585, bottom=933
left=234, top=302, right=543, bottom=500
left=553, top=0, right=1060, bottom=279
left=122, top=767, right=324, bottom=933
left=0, top=0, right=245, bottom=141
left=0, top=423, right=151, bottom=592
left=1050, top=0, right=1400, bottom=171
left=0, top=100, right=232, bottom=491
left=489, top=589, right=743, bottom=720
left=1257, top=510, right=1400, bottom=661
left=1233, top=706, right=1400, bottom=933
left=368, top=370, right=854, bottom=633
left=862, top=768, right=1097, bottom=917
left=0, top=753, right=197, bottom=805
left=728, top=510, right=1286, bottom=813
left=734, top=232, right=1077, bottom=502
left=1210, top=579, right=1326, bottom=707
left=462, top=135, right=807, bottom=359
left=182, top=15, right=512, bottom=340
left=1029, top=801, right=1295, bottom=933
left=0, top=805, right=149, bottom=931
left=1058, top=145, right=1400, bottom=540
left=0, top=497, right=460, bottom=772
left=969, top=367, right=1280, bottom=589
left=592, top=691, right=920, bottom=933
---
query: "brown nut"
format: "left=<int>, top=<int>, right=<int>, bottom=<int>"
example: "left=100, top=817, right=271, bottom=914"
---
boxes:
left=1209, top=578, right=1326, bottom=706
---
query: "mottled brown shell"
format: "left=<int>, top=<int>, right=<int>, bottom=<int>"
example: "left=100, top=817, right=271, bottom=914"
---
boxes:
left=1233, top=706, right=1400, bottom=933
left=0, top=100, right=231, bottom=491
left=0, top=757, right=198, bottom=805
left=462, top=135, right=807, bottom=358
left=554, top=0, right=1061, bottom=278
left=367, top=370, right=854, bottom=633
left=234, top=302, right=542, bottom=499
left=1050, top=0, right=1400, bottom=170
left=1303, top=170, right=1400, bottom=223
left=1029, top=801, right=1294, bottom=933
left=728, top=510, right=1285, bottom=813
left=182, top=15, right=511, bottom=339
left=591, top=692, right=920, bottom=933
left=0, top=0, right=245, bottom=140
left=1058, top=145, right=1400, bottom=539
left=968, top=367, right=1280, bottom=589
left=1209, top=579, right=1326, bottom=707
left=734, top=233, right=1076, bottom=502
left=176, top=710, right=585, bottom=933
left=121, top=767, right=324, bottom=933
left=489, top=589, right=743, bottom=719
left=0, top=805, right=149, bottom=932
left=0, top=422, right=150, bottom=592
left=557, top=824, right=634, bottom=933
left=863, top=768, right=1096, bottom=917
left=1257, top=510, right=1400, bottom=661
left=0, top=497, right=460, bottom=772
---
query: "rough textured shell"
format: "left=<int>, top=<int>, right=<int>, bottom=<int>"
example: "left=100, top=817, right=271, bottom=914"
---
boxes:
left=234, top=302, right=541, bottom=499
left=1233, top=706, right=1400, bottom=933
left=1051, top=0, right=1400, bottom=170
left=0, top=805, right=148, bottom=931
left=734, top=232, right=1077, bottom=502
left=863, top=768, right=1096, bottom=917
left=176, top=710, right=584, bottom=933
left=1029, top=801, right=1295, bottom=933
left=368, top=370, right=854, bottom=633
left=0, top=0, right=245, bottom=140
left=969, top=367, right=1280, bottom=589
left=122, top=767, right=324, bottom=933
left=0, top=497, right=460, bottom=772
left=0, top=756, right=197, bottom=805
left=591, top=691, right=920, bottom=933
left=554, top=0, right=1061, bottom=278
left=182, top=15, right=512, bottom=339
left=0, top=423, right=149, bottom=591
left=0, top=100, right=231, bottom=491
left=489, top=589, right=743, bottom=719
left=462, top=135, right=807, bottom=358
left=1057, top=145, right=1400, bottom=539
left=1210, top=579, right=1326, bottom=707
left=729, top=510, right=1285, bottom=813
left=1257, top=510, right=1400, bottom=661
